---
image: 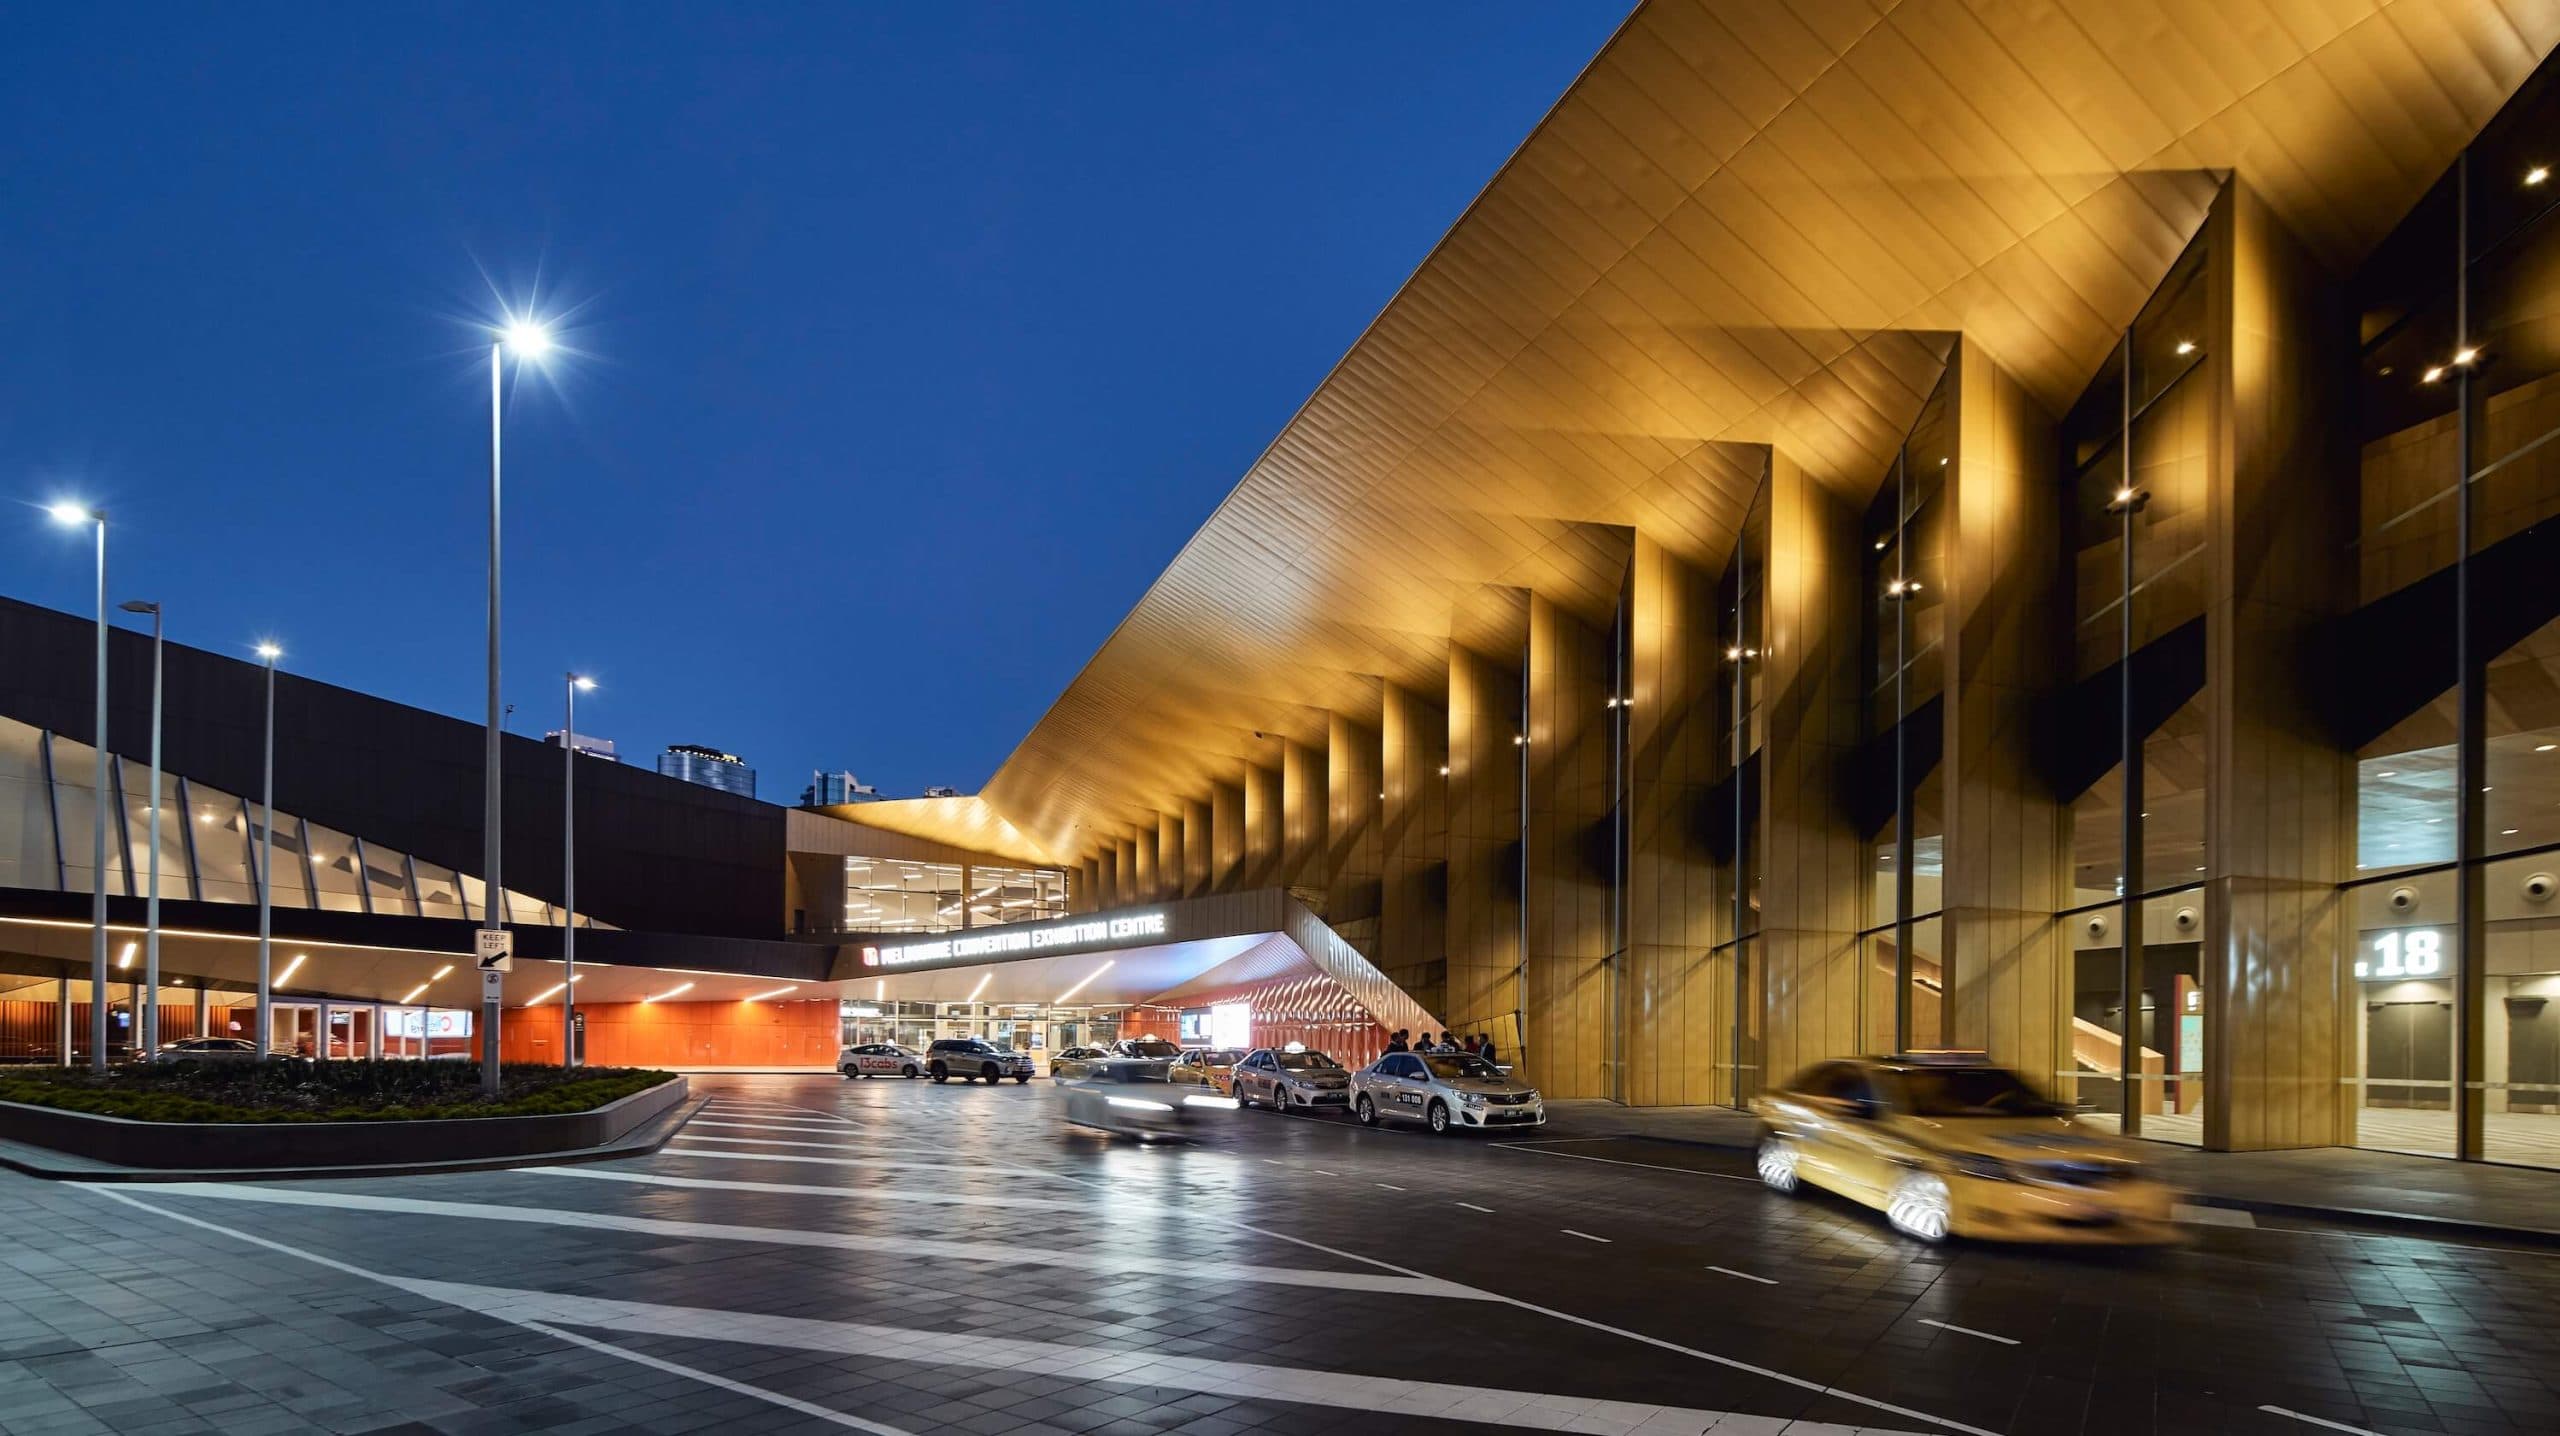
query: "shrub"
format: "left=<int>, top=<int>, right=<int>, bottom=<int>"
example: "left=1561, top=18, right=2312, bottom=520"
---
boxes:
left=0, top=1062, right=674, bottom=1124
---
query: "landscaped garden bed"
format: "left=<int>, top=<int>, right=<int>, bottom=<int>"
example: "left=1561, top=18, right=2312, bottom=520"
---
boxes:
left=0, top=1061, right=674, bottom=1123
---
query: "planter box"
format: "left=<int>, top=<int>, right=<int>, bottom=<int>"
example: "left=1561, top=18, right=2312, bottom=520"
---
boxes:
left=0, top=1075, right=688, bottom=1171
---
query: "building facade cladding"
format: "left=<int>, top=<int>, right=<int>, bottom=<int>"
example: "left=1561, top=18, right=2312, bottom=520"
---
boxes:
left=1028, top=33, right=2560, bottom=1165
left=658, top=745, right=756, bottom=801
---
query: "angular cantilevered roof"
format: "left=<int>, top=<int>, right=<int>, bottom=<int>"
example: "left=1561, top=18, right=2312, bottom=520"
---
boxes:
left=964, top=0, right=2558, bottom=862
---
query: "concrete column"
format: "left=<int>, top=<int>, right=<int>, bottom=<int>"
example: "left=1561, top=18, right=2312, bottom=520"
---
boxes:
left=1623, top=537, right=1726, bottom=1106
left=1182, top=797, right=1213, bottom=898
left=1526, top=595, right=1613, bottom=1098
left=1211, top=781, right=1244, bottom=893
left=1243, top=764, right=1283, bottom=889
left=1326, top=713, right=1383, bottom=959
left=1941, top=339, right=2071, bottom=1083
left=1756, top=450, right=1869, bottom=1098
left=1156, top=812, right=1183, bottom=902
left=1380, top=681, right=1448, bottom=1020
left=1283, top=739, right=1328, bottom=893
left=2203, top=181, right=2355, bottom=1152
left=1446, top=643, right=1524, bottom=1048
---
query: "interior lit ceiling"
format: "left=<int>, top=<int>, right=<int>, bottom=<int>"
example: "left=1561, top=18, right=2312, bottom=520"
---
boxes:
left=954, top=0, right=2559, bottom=863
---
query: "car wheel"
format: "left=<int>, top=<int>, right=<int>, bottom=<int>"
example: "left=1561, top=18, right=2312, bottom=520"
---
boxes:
left=1886, top=1171, right=1953, bottom=1243
left=902, top=1065, right=919, bottom=1079
left=1014, top=1074, right=1029, bottom=1084
left=1755, top=1134, right=1800, bottom=1195
left=930, top=1062, right=948, bottom=1083
left=1427, top=1101, right=1451, bottom=1135
left=1356, top=1095, right=1379, bottom=1126
left=981, top=1064, right=998, bottom=1083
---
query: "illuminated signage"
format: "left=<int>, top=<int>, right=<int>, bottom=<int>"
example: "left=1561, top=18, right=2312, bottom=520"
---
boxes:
left=2357, top=928, right=2449, bottom=980
left=386, top=1010, right=474, bottom=1038
left=864, top=911, right=1168, bottom=969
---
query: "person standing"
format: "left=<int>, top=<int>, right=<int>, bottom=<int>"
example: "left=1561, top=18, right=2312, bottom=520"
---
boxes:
left=1384, top=1030, right=1409, bottom=1054
left=1478, top=1033, right=1499, bottom=1065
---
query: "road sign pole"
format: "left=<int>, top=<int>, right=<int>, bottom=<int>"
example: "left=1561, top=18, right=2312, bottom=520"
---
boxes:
left=475, top=929, right=512, bottom=1096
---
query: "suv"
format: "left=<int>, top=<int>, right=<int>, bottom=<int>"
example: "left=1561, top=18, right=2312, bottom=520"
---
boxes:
left=926, top=1038, right=1034, bottom=1084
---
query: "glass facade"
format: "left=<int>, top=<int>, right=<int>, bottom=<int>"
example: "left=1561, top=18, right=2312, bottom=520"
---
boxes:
left=2345, top=68, right=2560, bottom=1167
left=840, top=856, right=1068, bottom=934
left=0, top=714, right=591, bottom=928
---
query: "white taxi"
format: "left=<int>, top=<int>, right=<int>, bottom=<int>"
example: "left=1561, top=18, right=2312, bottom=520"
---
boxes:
left=837, top=1042, right=925, bottom=1079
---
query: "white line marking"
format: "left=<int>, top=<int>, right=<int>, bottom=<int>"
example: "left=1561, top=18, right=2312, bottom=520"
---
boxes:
left=1261, top=1158, right=1285, bottom=1166
left=1918, top=1319, right=2018, bottom=1346
left=690, top=1118, right=878, bottom=1135
left=2172, top=1203, right=2256, bottom=1228
left=1561, top=1229, right=1612, bottom=1244
left=523, top=1320, right=916, bottom=1434
left=1491, top=1137, right=1630, bottom=1146
left=85, top=1199, right=1934, bottom=1436
left=1707, top=1266, right=1776, bottom=1285
left=1490, top=1143, right=1757, bottom=1182
left=1456, top=1202, right=1496, bottom=1213
left=658, top=1145, right=1089, bottom=1182
left=1375, top=1183, right=1407, bottom=1191
left=1312, top=1169, right=1340, bottom=1176
left=2258, top=1405, right=2382, bottom=1435
left=82, top=1188, right=918, bottom=1436
left=120, top=1183, right=1481, bottom=1299
left=511, top=1166, right=1099, bottom=1213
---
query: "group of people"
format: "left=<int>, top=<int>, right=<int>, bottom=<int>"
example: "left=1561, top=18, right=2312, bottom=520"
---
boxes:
left=1383, top=1028, right=1499, bottom=1063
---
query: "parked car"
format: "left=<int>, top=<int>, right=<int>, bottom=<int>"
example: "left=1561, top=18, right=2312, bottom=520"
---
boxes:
left=925, top=1037, right=1034, bottom=1084
left=1350, top=1051, right=1543, bottom=1133
left=1168, top=1047, right=1246, bottom=1095
left=1749, top=1054, right=2177, bottom=1245
left=1231, top=1047, right=1352, bottom=1113
left=836, top=1042, right=924, bottom=1079
left=1046, top=1037, right=1180, bottom=1084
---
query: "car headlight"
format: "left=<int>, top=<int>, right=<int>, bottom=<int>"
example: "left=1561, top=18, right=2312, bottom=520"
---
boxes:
left=1459, top=1092, right=1486, bottom=1108
left=1948, top=1152, right=2013, bottom=1182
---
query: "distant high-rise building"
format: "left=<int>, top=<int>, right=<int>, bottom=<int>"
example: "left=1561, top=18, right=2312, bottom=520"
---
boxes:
left=921, top=785, right=961, bottom=799
left=801, top=771, right=879, bottom=807
left=545, top=730, right=620, bottom=762
left=659, top=744, right=756, bottom=800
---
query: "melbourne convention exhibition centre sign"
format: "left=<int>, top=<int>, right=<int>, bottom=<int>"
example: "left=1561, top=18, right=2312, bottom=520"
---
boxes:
left=861, top=911, right=1169, bottom=972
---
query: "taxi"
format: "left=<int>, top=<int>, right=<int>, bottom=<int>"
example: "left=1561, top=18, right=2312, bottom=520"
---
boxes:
left=835, top=1042, right=924, bottom=1079
left=1168, top=1047, right=1245, bottom=1095
left=1749, top=1053, right=2178, bottom=1244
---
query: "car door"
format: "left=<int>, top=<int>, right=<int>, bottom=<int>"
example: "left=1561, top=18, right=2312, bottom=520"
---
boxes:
left=1382, top=1055, right=1427, bottom=1119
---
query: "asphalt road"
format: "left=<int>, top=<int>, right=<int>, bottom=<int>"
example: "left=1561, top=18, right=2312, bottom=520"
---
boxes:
left=6, top=1073, right=2557, bottom=1435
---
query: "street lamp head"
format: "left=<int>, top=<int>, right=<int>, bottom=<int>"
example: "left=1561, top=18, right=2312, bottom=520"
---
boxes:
left=254, top=641, right=282, bottom=663
left=119, top=599, right=159, bottom=615
left=571, top=674, right=598, bottom=691
left=501, top=318, right=553, bottom=357
left=46, top=501, right=97, bottom=526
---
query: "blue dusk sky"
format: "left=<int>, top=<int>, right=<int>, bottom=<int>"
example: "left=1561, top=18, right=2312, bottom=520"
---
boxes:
left=2, top=3, right=1629, bottom=801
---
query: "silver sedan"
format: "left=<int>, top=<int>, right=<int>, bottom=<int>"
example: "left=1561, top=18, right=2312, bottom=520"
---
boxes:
left=1230, top=1048, right=1352, bottom=1113
left=1350, top=1051, right=1545, bottom=1134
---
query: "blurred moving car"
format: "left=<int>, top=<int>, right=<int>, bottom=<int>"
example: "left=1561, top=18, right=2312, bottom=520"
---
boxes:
left=1231, top=1046, right=1352, bottom=1113
left=1168, top=1047, right=1245, bottom=1095
left=1046, top=1036, right=1181, bottom=1084
left=1350, top=1050, right=1544, bottom=1133
left=836, top=1042, right=924, bottom=1079
left=925, top=1037, right=1034, bottom=1084
left=1749, top=1054, right=2178, bottom=1244
left=149, top=1037, right=269, bottom=1063
left=1059, top=1067, right=1235, bottom=1141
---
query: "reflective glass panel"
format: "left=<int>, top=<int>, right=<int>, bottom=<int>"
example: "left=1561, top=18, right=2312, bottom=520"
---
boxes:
left=48, top=735, right=129, bottom=898
left=0, top=718, right=56, bottom=892
left=2351, top=869, right=2458, bottom=1158
left=187, top=783, right=256, bottom=904
left=413, top=861, right=465, bottom=919
left=250, top=809, right=309, bottom=908
left=361, top=843, right=417, bottom=916
left=117, top=760, right=186, bottom=901
left=2484, top=850, right=2560, bottom=1169
left=304, top=822, right=366, bottom=913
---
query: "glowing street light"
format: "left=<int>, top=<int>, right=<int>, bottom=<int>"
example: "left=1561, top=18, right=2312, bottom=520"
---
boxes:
left=48, top=502, right=109, bottom=1069
left=480, top=308, right=556, bottom=1097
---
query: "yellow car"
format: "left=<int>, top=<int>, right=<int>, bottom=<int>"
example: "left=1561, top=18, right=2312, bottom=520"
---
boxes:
left=1169, top=1047, right=1246, bottom=1096
left=1749, top=1054, right=2178, bottom=1245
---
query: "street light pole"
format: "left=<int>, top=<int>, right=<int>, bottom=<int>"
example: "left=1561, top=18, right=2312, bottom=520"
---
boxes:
left=483, top=317, right=551, bottom=1099
left=48, top=504, right=109, bottom=1071
left=255, top=642, right=281, bottom=1055
left=120, top=600, right=163, bottom=1054
left=563, top=673, right=594, bottom=1067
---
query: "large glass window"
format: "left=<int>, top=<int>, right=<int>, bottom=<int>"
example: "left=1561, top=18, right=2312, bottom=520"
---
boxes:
left=0, top=718, right=57, bottom=892
left=845, top=858, right=965, bottom=932
left=963, top=865, right=1070, bottom=928
left=47, top=735, right=130, bottom=898
left=118, top=759, right=187, bottom=902
left=304, top=822, right=367, bottom=913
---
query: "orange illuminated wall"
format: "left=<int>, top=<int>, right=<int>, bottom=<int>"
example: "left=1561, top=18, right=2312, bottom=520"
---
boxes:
left=497, top=997, right=837, bottom=1067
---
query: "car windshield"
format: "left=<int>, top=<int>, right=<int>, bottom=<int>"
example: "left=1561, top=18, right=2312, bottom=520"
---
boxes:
left=1423, top=1055, right=1501, bottom=1081
left=1203, top=1049, right=1245, bottom=1065
left=1123, top=1039, right=1180, bottom=1058
left=1894, top=1067, right=2067, bottom=1117
left=1274, top=1052, right=1338, bottom=1071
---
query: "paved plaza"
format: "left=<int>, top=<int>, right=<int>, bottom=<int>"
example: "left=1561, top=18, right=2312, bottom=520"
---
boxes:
left=3, top=1075, right=2559, bottom=1435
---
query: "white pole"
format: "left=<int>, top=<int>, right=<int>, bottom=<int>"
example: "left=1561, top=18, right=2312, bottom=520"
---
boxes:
left=257, top=650, right=276, bottom=1054
left=563, top=673, right=578, bottom=1067
left=87, top=515, right=109, bottom=1071
left=141, top=605, right=163, bottom=1053
left=483, top=338, right=505, bottom=1098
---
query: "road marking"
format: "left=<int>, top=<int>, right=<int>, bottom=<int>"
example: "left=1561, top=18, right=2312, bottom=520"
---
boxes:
left=672, top=1132, right=971, bottom=1158
left=1261, top=1159, right=1285, bottom=1166
left=1707, top=1266, right=1776, bottom=1285
left=2173, top=1202, right=2257, bottom=1228
left=115, top=1183, right=1485, bottom=1299
left=1561, top=1229, right=1612, bottom=1244
left=1490, top=1143, right=1757, bottom=1182
left=1918, top=1319, right=2017, bottom=1346
left=86, top=1197, right=1929, bottom=1436
left=511, top=1167, right=1099, bottom=1213
left=1375, top=1183, right=1407, bottom=1191
left=691, top=1118, right=878, bottom=1135
left=525, top=1320, right=917, bottom=1434
left=1312, top=1169, right=1340, bottom=1176
left=2259, top=1405, right=2381, bottom=1435
left=1456, top=1202, right=1496, bottom=1213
